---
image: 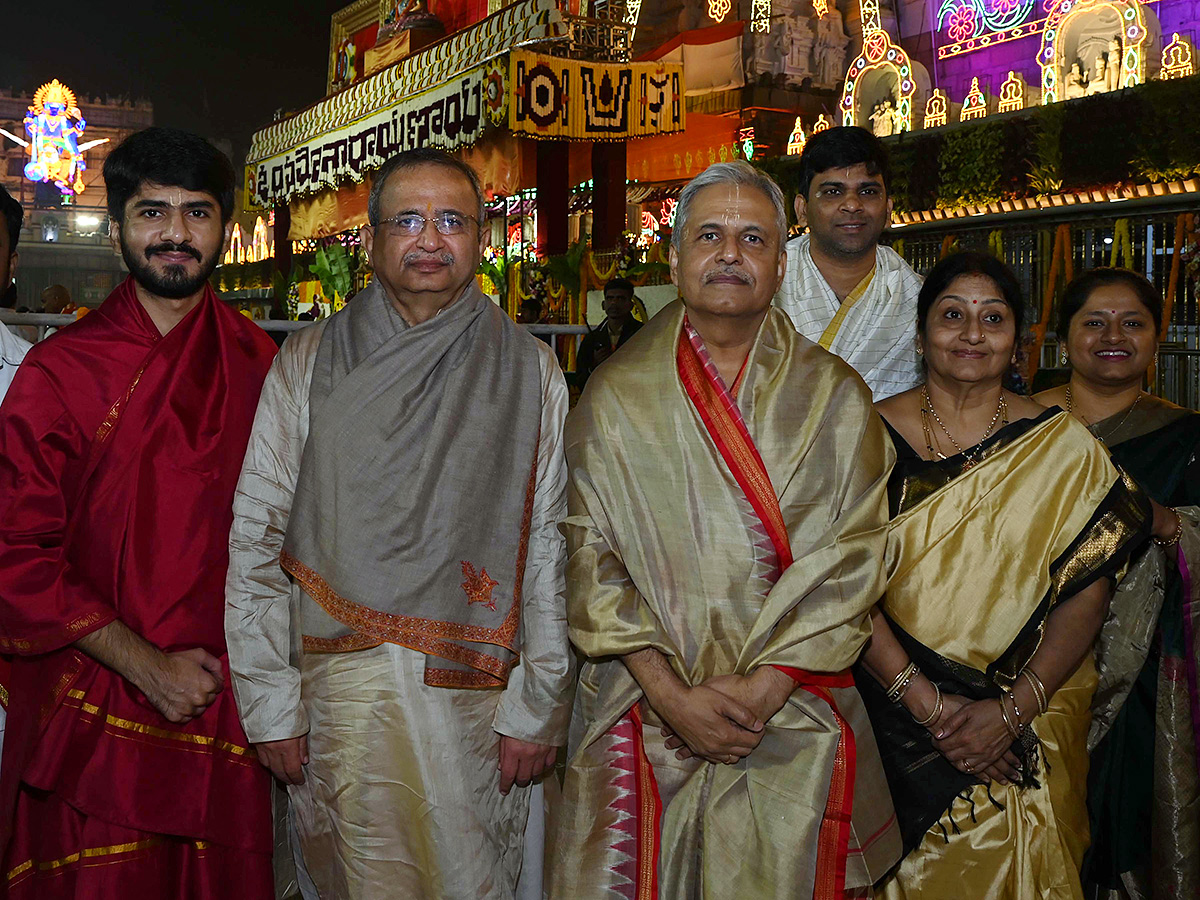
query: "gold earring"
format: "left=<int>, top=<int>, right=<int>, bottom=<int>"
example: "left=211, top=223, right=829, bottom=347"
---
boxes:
left=916, top=345, right=924, bottom=356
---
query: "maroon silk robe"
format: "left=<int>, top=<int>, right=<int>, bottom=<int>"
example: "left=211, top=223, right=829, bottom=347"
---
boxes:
left=0, top=278, right=276, bottom=898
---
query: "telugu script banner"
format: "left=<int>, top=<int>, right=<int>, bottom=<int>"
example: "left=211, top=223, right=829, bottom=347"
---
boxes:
left=509, top=50, right=685, bottom=140
left=248, top=66, right=491, bottom=208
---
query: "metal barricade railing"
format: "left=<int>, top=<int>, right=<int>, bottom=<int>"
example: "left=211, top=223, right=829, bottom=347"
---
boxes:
left=1152, top=345, right=1200, bottom=411
left=1, top=311, right=587, bottom=342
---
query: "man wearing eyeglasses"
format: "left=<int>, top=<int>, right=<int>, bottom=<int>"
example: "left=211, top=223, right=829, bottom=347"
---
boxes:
left=225, top=148, right=573, bottom=899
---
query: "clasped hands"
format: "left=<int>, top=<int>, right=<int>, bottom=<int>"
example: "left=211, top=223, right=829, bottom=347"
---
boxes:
left=651, top=667, right=796, bottom=766
left=907, top=681, right=1023, bottom=786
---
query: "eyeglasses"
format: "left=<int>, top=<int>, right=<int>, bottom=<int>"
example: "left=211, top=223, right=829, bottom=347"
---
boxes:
left=376, top=212, right=479, bottom=236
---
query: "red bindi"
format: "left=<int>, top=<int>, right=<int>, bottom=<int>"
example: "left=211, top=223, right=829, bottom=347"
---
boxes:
left=972, top=299, right=978, bottom=304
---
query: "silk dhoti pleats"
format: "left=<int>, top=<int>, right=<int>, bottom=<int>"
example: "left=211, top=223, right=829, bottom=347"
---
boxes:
left=878, top=655, right=1098, bottom=900
left=290, top=642, right=531, bottom=900
left=2, top=785, right=272, bottom=900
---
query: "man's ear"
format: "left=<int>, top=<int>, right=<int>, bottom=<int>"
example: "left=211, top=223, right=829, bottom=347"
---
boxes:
left=793, top=194, right=808, bottom=230
left=8, top=250, right=17, bottom=283
left=221, top=219, right=234, bottom=257
left=108, top=219, right=122, bottom=255
left=360, top=225, right=374, bottom=267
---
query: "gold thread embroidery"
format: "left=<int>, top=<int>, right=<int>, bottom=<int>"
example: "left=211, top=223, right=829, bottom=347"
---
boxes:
left=284, top=552, right=519, bottom=680
left=0, top=611, right=113, bottom=656
left=63, top=689, right=254, bottom=760
left=7, top=836, right=209, bottom=884
left=93, top=366, right=146, bottom=445
left=302, top=633, right=382, bottom=653
left=461, top=562, right=499, bottom=611
left=818, top=265, right=876, bottom=351
left=424, top=666, right=507, bottom=688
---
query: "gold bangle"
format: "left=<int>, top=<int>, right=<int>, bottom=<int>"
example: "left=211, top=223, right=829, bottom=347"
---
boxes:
left=886, top=662, right=919, bottom=703
left=999, top=693, right=1021, bottom=740
left=1022, top=668, right=1048, bottom=716
left=884, top=663, right=912, bottom=698
left=914, top=682, right=942, bottom=727
left=1153, top=508, right=1184, bottom=548
left=895, top=671, right=919, bottom=703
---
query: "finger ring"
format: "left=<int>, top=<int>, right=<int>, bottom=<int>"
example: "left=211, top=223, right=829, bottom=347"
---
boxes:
left=963, top=760, right=973, bottom=772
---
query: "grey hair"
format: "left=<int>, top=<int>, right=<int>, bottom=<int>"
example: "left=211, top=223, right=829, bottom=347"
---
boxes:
left=367, top=147, right=486, bottom=227
left=671, top=161, right=787, bottom=253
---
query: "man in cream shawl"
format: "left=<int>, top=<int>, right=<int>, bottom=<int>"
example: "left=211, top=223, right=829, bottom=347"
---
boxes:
left=225, top=149, right=573, bottom=899
left=774, top=126, right=922, bottom=400
left=549, top=161, right=901, bottom=899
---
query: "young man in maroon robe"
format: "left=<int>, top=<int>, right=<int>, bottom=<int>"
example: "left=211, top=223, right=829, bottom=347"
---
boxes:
left=0, top=127, right=277, bottom=899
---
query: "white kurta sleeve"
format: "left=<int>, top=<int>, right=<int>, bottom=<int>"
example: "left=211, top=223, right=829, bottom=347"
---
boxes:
left=225, top=324, right=322, bottom=744
left=493, top=340, right=574, bottom=746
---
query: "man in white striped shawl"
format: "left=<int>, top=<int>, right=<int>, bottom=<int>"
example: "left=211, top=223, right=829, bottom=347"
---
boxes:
left=774, top=126, right=922, bottom=400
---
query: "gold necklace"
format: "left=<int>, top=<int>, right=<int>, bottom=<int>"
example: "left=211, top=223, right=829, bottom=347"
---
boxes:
left=921, top=385, right=1008, bottom=468
left=1065, top=384, right=1142, bottom=445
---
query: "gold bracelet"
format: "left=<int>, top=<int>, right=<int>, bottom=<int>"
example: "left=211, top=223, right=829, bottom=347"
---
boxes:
left=884, top=662, right=913, bottom=698
left=1022, top=668, right=1048, bottom=716
left=886, top=662, right=919, bottom=703
left=914, top=682, right=943, bottom=727
left=998, top=693, right=1021, bottom=740
left=1153, top=508, right=1184, bottom=547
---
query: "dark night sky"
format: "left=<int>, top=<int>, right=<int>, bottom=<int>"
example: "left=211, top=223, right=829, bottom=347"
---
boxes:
left=4, top=1, right=350, bottom=160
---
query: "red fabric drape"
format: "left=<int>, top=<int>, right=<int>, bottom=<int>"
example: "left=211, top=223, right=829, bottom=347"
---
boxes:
left=0, top=278, right=277, bottom=869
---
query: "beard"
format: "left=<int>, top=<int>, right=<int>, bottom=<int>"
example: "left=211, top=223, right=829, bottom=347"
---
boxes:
left=121, top=240, right=219, bottom=300
left=809, top=220, right=885, bottom=260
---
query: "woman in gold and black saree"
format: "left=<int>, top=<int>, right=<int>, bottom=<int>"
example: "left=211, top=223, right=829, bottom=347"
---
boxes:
left=1035, top=267, right=1200, bottom=900
left=858, top=253, right=1151, bottom=899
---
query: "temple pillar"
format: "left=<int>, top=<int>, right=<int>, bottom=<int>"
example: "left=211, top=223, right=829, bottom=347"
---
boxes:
left=536, top=140, right=570, bottom=256
left=591, top=141, right=627, bottom=251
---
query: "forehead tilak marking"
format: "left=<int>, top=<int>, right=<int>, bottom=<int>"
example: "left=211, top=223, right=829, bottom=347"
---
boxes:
left=722, top=182, right=742, bottom=227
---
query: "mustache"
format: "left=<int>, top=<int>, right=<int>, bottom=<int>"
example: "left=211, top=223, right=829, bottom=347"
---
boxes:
left=702, top=266, right=752, bottom=285
left=144, top=242, right=202, bottom=263
left=403, top=251, right=455, bottom=265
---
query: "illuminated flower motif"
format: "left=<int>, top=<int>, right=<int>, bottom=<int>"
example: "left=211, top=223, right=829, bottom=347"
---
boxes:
left=946, top=5, right=977, bottom=40
left=991, top=0, right=1020, bottom=14
left=947, top=5, right=977, bottom=41
left=707, top=0, right=732, bottom=22
left=461, top=562, right=499, bottom=611
left=865, top=32, right=888, bottom=61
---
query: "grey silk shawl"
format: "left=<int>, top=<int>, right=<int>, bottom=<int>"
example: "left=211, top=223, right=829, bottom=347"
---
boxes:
left=281, top=282, right=543, bottom=687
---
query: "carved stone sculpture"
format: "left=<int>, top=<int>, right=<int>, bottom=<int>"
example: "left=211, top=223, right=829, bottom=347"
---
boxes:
left=1106, top=36, right=1122, bottom=90
left=814, top=0, right=850, bottom=88
left=1064, top=60, right=1088, bottom=99
left=1086, top=56, right=1109, bottom=94
left=870, top=98, right=897, bottom=137
left=783, top=15, right=816, bottom=83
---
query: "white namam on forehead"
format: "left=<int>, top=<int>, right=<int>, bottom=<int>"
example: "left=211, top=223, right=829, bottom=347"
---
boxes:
left=673, top=161, right=787, bottom=252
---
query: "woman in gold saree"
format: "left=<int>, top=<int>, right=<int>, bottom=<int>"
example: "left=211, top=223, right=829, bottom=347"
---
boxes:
left=1035, top=267, right=1200, bottom=899
left=858, top=252, right=1151, bottom=899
